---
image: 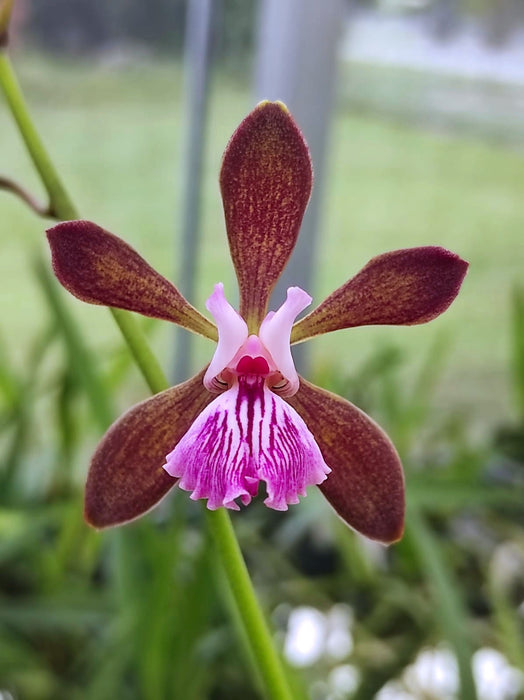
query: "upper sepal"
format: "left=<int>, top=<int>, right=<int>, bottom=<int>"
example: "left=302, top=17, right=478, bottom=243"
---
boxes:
left=291, top=247, right=468, bottom=343
left=84, top=369, right=213, bottom=528
left=47, top=220, right=217, bottom=341
left=220, top=102, right=312, bottom=329
left=287, top=378, right=405, bottom=544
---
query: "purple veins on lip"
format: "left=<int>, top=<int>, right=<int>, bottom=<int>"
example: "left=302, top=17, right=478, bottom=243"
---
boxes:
left=163, top=374, right=330, bottom=511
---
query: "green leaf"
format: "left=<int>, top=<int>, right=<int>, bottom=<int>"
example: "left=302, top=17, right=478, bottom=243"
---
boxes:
left=407, top=478, right=523, bottom=511
left=511, top=286, right=524, bottom=421
left=406, top=506, right=478, bottom=700
left=33, top=255, right=114, bottom=431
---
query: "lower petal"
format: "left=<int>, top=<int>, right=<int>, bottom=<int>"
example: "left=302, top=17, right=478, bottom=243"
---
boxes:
left=85, top=369, right=212, bottom=528
left=287, top=377, right=405, bottom=544
left=164, top=376, right=330, bottom=511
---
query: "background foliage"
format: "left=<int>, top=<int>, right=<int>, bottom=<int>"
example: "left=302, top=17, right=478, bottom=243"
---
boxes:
left=1, top=1, right=524, bottom=698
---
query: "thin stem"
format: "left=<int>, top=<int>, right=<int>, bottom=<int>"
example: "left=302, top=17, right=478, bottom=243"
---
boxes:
left=0, top=174, right=54, bottom=218
left=0, top=48, right=294, bottom=699
left=110, top=308, right=168, bottom=395
left=207, top=508, right=294, bottom=700
left=0, top=52, right=77, bottom=220
left=0, top=49, right=167, bottom=398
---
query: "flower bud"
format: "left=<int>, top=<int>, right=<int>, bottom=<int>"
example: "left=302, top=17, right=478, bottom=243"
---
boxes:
left=0, top=0, right=15, bottom=48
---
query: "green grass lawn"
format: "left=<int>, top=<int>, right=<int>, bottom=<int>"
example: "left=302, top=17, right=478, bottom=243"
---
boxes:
left=1, top=53, right=522, bottom=426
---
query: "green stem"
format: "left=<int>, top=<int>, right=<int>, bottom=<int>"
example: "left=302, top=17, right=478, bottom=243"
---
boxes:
left=0, top=50, right=166, bottom=399
left=110, top=308, right=168, bottom=395
left=208, top=508, right=294, bottom=700
left=0, top=48, right=293, bottom=699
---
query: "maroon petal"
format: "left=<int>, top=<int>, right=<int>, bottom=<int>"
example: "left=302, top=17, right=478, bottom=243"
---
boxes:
left=47, top=220, right=217, bottom=340
left=291, top=247, right=468, bottom=343
left=287, top=378, right=405, bottom=544
left=220, top=102, right=312, bottom=329
left=85, top=369, right=214, bottom=528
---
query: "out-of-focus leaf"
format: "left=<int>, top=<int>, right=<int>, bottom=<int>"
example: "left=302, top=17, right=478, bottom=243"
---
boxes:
left=34, top=256, right=114, bottom=431
left=407, top=478, right=523, bottom=510
left=488, top=542, right=524, bottom=671
left=0, top=503, right=82, bottom=563
left=0, top=599, right=110, bottom=630
left=383, top=331, right=451, bottom=456
left=410, top=330, right=451, bottom=410
left=0, top=324, right=56, bottom=495
left=0, top=333, right=20, bottom=408
left=102, top=509, right=221, bottom=700
left=511, top=286, right=524, bottom=421
left=406, top=506, right=477, bottom=700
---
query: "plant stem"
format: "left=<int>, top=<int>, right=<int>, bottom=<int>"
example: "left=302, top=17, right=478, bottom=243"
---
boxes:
left=110, top=307, right=169, bottom=395
left=0, top=48, right=293, bottom=699
left=0, top=51, right=167, bottom=398
left=0, top=52, right=76, bottom=220
left=0, top=174, right=52, bottom=217
left=208, top=508, right=294, bottom=700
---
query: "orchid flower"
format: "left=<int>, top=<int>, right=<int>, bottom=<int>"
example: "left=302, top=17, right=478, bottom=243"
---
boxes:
left=46, top=101, right=468, bottom=544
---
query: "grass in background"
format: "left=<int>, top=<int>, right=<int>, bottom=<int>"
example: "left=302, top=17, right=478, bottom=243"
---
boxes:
left=340, top=61, right=524, bottom=146
left=1, top=52, right=523, bottom=427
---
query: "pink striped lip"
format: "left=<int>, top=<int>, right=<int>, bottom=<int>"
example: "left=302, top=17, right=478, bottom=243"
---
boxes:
left=163, top=373, right=330, bottom=511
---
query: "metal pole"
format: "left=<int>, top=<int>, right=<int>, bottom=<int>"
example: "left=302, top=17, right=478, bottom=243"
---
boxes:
left=173, top=0, right=216, bottom=382
left=254, top=0, right=345, bottom=370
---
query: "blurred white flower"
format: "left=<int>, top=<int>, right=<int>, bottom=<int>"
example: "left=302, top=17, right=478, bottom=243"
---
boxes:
left=377, top=645, right=524, bottom=700
left=284, top=606, right=327, bottom=667
left=284, top=604, right=354, bottom=668
left=473, top=647, right=524, bottom=700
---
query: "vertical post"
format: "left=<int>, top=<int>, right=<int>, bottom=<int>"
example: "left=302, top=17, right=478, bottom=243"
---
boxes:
left=173, top=0, right=216, bottom=382
left=254, top=0, right=345, bottom=370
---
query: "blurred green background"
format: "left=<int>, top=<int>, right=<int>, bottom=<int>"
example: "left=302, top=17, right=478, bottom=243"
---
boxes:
left=1, top=1, right=523, bottom=699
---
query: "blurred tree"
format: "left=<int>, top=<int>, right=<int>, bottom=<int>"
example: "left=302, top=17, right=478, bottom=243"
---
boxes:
left=216, top=0, right=256, bottom=72
left=27, top=0, right=114, bottom=52
left=428, top=0, right=461, bottom=41
left=115, top=0, right=186, bottom=50
left=24, top=0, right=255, bottom=64
left=481, top=0, right=523, bottom=47
left=26, top=0, right=185, bottom=53
left=254, top=0, right=345, bottom=373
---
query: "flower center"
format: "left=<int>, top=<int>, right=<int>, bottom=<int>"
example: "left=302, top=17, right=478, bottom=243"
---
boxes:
left=203, top=283, right=313, bottom=398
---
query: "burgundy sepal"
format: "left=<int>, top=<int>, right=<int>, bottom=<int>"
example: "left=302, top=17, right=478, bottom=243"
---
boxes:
left=288, top=378, right=405, bottom=544
left=292, top=247, right=468, bottom=343
left=47, top=220, right=217, bottom=340
left=85, top=370, right=213, bottom=528
left=220, top=102, right=312, bottom=328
